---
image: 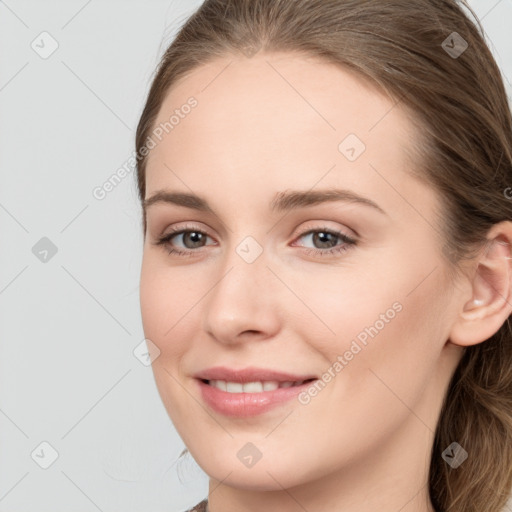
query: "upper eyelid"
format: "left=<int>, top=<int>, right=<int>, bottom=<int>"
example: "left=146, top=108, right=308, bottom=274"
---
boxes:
left=163, top=222, right=352, bottom=236
left=291, top=228, right=357, bottom=249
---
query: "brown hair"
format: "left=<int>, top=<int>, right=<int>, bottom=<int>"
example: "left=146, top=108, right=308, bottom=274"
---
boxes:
left=135, top=1, right=512, bottom=511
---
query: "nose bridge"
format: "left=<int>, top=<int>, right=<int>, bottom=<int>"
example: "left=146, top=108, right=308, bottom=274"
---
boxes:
left=209, top=234, right=269, bottom=313
left=215, top=231, right=270, bottom=295
left=202, top=232, right=280, bottom=343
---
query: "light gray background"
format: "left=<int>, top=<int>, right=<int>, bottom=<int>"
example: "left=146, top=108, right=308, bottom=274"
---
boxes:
left=0, top=1, right=511, bottom=511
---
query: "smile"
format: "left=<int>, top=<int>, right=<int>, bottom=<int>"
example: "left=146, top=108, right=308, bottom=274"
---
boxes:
left=205, top=379, right=313, bottom=393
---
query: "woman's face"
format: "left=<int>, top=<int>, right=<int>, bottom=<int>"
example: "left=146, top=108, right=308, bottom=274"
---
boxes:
left=140, top=52, right=465, bottom=494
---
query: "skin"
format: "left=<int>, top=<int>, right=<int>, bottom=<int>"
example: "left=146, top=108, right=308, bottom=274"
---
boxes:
left=139, top=52, right=512, bottom=512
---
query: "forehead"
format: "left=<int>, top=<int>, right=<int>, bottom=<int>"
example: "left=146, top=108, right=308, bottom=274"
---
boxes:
left=144, top=52, right=437, bottom=224
left=149, top=52, right=405, bottom=156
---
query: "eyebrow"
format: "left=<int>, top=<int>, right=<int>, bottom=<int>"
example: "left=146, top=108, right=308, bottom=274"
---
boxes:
left=143, top=188, right=387, bottom=215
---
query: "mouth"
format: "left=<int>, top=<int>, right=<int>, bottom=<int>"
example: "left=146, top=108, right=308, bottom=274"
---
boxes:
left=201, top=378, right=317, bottom=393
left=194, top=367, right=319, bottom=417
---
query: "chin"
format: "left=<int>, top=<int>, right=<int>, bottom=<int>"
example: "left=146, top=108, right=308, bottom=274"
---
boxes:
left=192, top=449, right=313, bottom=492
left=208, top=465, right=300, bottom=491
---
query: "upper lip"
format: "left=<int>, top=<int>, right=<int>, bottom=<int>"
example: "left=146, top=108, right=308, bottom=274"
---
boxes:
left=194, top=366, right=317, bottom=383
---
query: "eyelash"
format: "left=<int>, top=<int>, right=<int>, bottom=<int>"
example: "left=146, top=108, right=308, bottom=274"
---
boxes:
left=154, top=224, right=357, bottom=258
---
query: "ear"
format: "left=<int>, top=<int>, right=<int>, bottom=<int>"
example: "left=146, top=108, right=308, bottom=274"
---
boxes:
left=449, top=221, right=512, bottom=347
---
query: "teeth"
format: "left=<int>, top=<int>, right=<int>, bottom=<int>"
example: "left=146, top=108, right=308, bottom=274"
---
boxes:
left=209, top=380, right=305, bottom=393
left=226, top=382, right=243, bottom=393
left=263, top=381, right=279, bottom=391
left=214, top=380, right=226, bottom=391
left=243, top=381, right=264, bottom=393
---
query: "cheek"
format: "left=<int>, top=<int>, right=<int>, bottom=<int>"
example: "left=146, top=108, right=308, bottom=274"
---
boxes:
left=139, top=257, right=200, bottom=422
left=281, top=259, right=409, bottom=356
left=286, top=276, right=447, bottom=472
left=302, top=243, right=448, bottom=393
left=139, top=255, right=197, bottom=360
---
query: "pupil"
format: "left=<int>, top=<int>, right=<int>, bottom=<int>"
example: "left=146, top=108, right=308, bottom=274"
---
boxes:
left=314, top=232, right=335, bottom=248
left=185, top=232, right=204, bottom=248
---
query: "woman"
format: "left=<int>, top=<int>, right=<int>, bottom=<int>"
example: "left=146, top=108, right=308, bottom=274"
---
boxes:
left=135, top=1, right=512, bottom=511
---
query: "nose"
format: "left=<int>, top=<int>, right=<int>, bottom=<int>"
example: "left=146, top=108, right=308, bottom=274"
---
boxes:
left=202, top=244, right=282, bottom=346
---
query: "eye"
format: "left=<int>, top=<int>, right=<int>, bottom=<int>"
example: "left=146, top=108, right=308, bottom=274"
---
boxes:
left=292, top=227, right=357, bottom=257
left=152, top=224, right=358, bottom=258
left=153, top=224, right=216, bottom=257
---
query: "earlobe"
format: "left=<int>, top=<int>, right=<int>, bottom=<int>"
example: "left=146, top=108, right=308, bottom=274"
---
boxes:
left=449, top=225, right=512, bottom=347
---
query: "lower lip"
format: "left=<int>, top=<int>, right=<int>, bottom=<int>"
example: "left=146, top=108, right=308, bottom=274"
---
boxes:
left=197, top=379, right=316, bottom=417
